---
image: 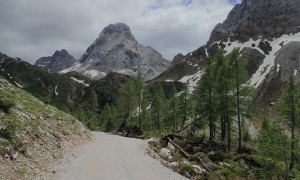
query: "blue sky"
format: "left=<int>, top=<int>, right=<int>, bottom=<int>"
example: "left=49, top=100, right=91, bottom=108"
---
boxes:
left=0, top=0, right=239, bottom=63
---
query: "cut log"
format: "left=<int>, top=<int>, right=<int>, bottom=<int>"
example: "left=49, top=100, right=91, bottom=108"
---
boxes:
left=166, top=137, right=213, bottom=174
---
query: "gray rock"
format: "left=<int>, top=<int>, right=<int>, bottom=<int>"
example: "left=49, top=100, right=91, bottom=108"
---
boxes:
left=167, top=142, right=176, bottom=153
left=35, top=49, right=77, bottom=72
left=184, top=171, right=191, bottom=178
left=169, top=162, right=179, bottom=170
left=11, top=152, right=18, bottom=160
left=64, top=23, right=170, bottom=80
left=192, top=165, right=206, bottom=175
left=275, top=41, right=300, bottom=82
left=209, top=0, right=300, bottom=44
left=159, top=148, right=171, bottom=161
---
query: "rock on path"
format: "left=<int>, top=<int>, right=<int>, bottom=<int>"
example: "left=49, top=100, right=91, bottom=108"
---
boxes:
left=51, top=132, right=187, bottom=180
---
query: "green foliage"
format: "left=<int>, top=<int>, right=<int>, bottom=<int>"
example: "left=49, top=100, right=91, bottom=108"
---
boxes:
left=195, top=48, right=255, bottom=149
left=256, top=120, right=291, bottom=178
left=179, top=163, right=195, bottom=175
left=173, top=150, right=182, bottom=162
left=0, top=98, right=16, bottom=114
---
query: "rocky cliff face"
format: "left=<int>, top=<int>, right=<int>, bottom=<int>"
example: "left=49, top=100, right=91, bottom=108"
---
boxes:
left=35, top=49, right=77, bottom=72
left=209, top=0, right=300, bottom=44
left=160, top=0, right=300, bottom=92
left=60, top=23, right=170, bottom=80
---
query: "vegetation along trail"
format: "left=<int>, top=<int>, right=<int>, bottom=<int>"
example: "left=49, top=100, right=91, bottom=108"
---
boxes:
left=51, top=132, right=187, bottom=180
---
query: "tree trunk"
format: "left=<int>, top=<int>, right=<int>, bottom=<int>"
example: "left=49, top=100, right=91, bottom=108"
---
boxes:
left=236, top=60, right=242, bottom=151
left=289, top=76, right=295, bottom=170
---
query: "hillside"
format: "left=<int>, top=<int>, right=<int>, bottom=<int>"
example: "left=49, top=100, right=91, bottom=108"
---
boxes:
left=0, top=52, right=132, bottom=130
left=0, top=76, right=90, bottom=179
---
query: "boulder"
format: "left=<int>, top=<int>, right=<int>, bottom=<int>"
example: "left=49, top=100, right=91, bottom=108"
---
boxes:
left=169, top=162, right=179, bottom=170
left=167, top=142, right=176, bottom=153
left=193, top=165, right=206, bottom=175
left=158, top=148, right=171, bottom=161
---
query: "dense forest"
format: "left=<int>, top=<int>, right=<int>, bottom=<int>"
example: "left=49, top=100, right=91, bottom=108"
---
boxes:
left=79, top=48, right=300, bottom=179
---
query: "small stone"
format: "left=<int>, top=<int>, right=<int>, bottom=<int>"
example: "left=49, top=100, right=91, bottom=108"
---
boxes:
left=158, top=148, right=171, bottom=161
left=193, top=165, right=206, bottom=174
left=4, top=154, right=9, bottom=159
left=11, top=152, right=19, bottom=160
left=51, top=169, right=56, bottom=174
left=167, top=143, right=176, bottom=153
left=169, top=162, right=179, bottom=169
left=239, top=158, right=247, bottom=168
left=184, top=171, right=191, bottom=178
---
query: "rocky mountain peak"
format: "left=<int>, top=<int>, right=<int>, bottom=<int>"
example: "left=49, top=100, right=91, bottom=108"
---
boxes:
left=208, top=0, right=300, bottom=44
left=53, top=49, right=69, bottom=58
left=35, top=49, right=77, bottom=72
left=63, top=23, right=170, bottom=80
left=100, top=22, right=136, bottom=41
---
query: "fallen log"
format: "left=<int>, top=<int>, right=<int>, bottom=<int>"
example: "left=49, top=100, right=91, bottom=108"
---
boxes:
left=166, top=137, right=213, bottom=174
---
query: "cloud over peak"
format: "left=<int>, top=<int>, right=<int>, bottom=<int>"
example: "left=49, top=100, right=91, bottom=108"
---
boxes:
left=0, top=0, right=235, bottom=63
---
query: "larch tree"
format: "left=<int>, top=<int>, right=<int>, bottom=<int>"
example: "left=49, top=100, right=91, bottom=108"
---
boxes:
left=117, top=79, right=137, bottom=132
left=229, top=48, right=248, bottom=151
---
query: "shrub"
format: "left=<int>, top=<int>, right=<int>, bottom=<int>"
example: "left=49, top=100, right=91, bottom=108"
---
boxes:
left=179, top=163, right=195, bottom=175
left=0, top=98, right=16, bottom=114
left=0, top=124, right=17, bottom=142
left=173, top=151, right=182, bottom=162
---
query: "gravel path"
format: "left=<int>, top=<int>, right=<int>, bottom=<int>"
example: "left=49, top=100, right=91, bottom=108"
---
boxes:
left=51, top=132, right=187, bottom=180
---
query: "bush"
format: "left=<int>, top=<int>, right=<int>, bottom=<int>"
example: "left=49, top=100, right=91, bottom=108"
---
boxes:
left=0, top=98, right=16, bottom=114
left=208, top=151, right=225, bottom=162
left=179, top=163, right=196, bottom=175
left=0, top=124, right=17, bottom=141
left=173, top=151, right=182, bottom=162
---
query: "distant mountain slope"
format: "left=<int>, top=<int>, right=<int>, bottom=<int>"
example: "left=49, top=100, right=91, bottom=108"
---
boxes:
left=0, top=75, right=89, bottom=179
left=157, top=0, right=300, bottom=95
left=60, top=23, right=170, bottom=80
left=0, top=52, right=131, bottom=129
left=35, top=49, right=77, bottom=72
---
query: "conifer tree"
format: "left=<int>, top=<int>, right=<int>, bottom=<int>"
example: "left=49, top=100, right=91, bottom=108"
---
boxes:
left=196, top=55, right=217, bottom=142
left=229, top=48, right=248, bottom=150
left=151, top=83, right=166, bottom=130
left=282, top=75, right=299, bottom=170
left=117, top=79, right=137, bottom=132
left=134, top=71, right=145, bottom=130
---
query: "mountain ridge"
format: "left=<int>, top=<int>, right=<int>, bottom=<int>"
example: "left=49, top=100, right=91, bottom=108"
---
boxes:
left=59, top=22, right=170, bottom=80
left=35, top=49, right=77, bottom=72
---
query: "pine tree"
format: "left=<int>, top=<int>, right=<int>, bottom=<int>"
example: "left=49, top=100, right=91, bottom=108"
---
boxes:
left=229, top=48, right=248, bottom=151
left=141, top=85, right=150, bottom=131
left=134, top=71, right=145, bottom=130
left=169, top=85, right=179, bottom=130
left=282, top=75, right=299, bottom=170
left=214, top=49, right=231, bottom=143
left=151, top=83, right=166, bottom=130
left=196, top=55, right=217, bottom=142
left=257, top=120, right=291, bottom=179
left=117, top=79, right=137, bottom=132
left=179, top=85, right=190, bottom=128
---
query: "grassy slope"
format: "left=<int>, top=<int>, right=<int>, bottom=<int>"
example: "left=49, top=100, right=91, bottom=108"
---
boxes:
left=0, top=76, right=90, bottom=179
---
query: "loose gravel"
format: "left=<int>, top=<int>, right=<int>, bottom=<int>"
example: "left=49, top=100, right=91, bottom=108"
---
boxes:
left=50, top=132, right=187, bottom=180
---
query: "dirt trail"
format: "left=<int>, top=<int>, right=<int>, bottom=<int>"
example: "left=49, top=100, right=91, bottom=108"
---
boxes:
left=51, top=132, right=187, bottom=180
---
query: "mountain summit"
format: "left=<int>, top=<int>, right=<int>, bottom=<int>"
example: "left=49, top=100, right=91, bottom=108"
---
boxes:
left=35, top=49, right=77, bottom=72
left=209, top=0, right=300, bottom=44
left=156, top=0, right=300, bottom=93
left=61, top=23, right=170, bottom=80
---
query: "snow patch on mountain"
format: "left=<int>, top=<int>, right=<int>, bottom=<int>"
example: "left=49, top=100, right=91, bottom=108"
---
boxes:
left=70, top=77, right=89, bottom=87
left=223, top=32, right=300, bottom=88
left=84, top=70, right=106, bottom=78
left=55, top=86, right=59, bottom=96
left=14, top=81, right=23, bottom=88
left=179, top=70, right=204, bottom=92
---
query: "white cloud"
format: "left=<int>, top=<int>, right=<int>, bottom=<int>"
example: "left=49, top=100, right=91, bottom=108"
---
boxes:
left=0, top=0, right=235, bottom=63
